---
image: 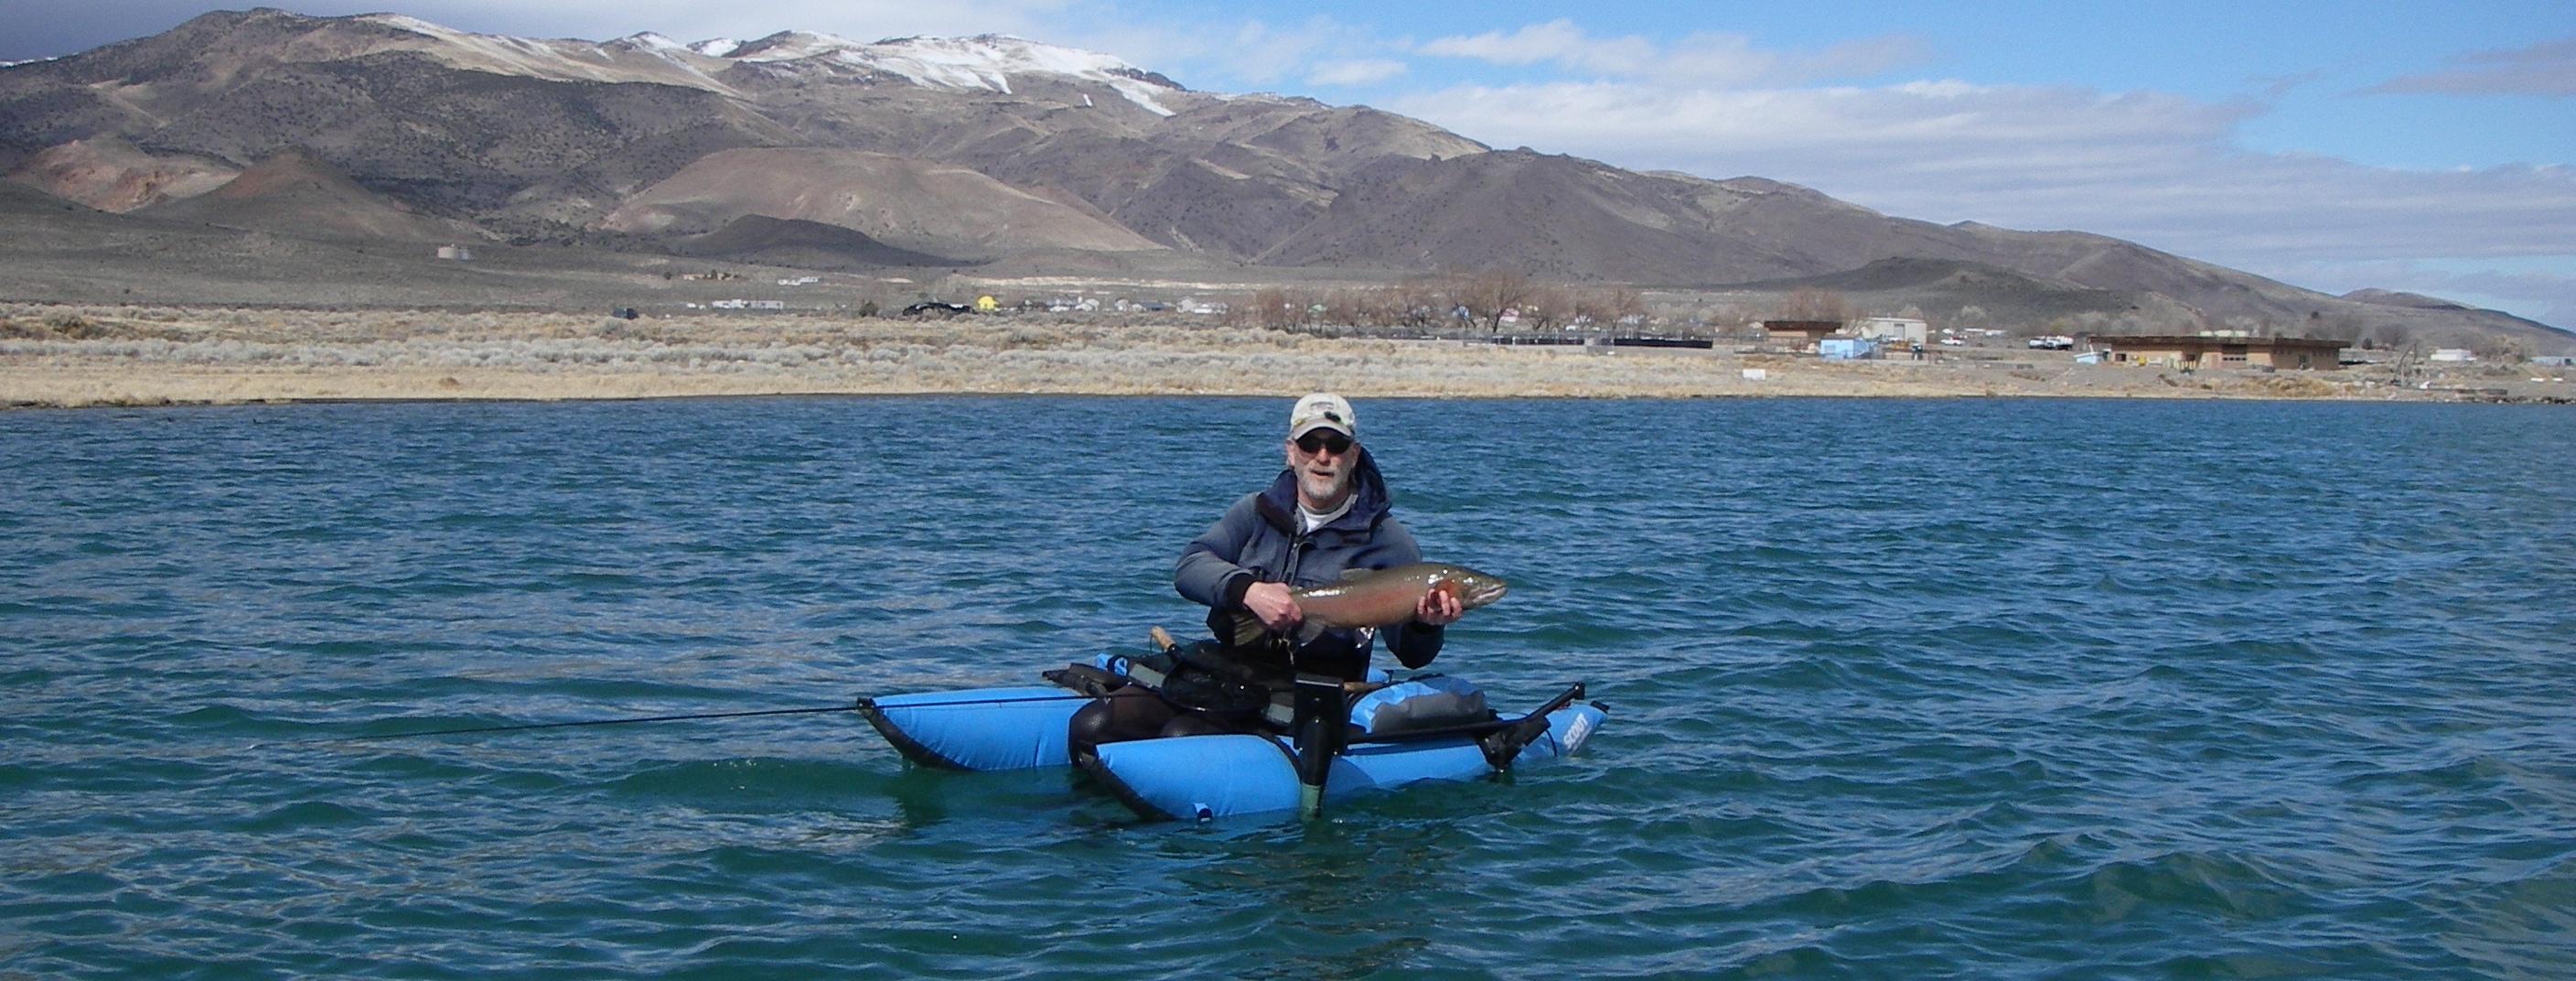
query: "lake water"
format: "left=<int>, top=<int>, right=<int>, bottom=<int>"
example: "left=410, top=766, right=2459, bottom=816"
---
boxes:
left=5, top=395, right=2572, bottom=979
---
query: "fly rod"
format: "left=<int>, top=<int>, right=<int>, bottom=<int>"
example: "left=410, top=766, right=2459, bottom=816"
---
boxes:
left=284, top=692, right=1098, bottom=746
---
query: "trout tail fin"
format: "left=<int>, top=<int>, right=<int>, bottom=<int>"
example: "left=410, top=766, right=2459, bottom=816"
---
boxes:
left=1229, top=610, right=1327, bottom=648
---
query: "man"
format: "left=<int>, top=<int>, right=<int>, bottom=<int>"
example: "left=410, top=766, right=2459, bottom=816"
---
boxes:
left=1176, top=393, right=1461, bottom=675
left=1068, top=393, right=1462, bottom=756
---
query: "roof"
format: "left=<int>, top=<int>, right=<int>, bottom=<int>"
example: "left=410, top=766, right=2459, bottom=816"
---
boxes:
left=2088, top=335, right=2345, bottom=350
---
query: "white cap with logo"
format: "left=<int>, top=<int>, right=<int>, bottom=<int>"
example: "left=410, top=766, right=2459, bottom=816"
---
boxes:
left=1288, top=393, right=1356, bottom=439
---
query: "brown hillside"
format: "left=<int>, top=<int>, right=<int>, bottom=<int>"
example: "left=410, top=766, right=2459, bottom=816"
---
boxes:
left=140, top=147, right=491, bottom=243
left=675, top=214, right=966, bottom=270
left=1261, top=152, right=1967, bottom=283
left=4, top=136, right=238, bottom=211
left=601, top=147, right=1165, bottom=258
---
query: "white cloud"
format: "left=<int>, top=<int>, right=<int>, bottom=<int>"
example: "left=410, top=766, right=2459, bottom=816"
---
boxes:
left=1309, top=59, right=1408, bottom=87
left=1391, top=80, right=2250, bottom=185
left=1386, top=73, right=2576, bottom=326
left=1417, top=19, right=1927, bottom=87
left=1417, top=19, right=1638, bottom=71
left=2270, top=259, right=2576, bottom=329
left=1395, top=17, right=2576, bottom=327
left=1207, top=19, right=1360, bottom=86
left=1051, top=16, right=1385, bottom=91
left=1630, top=31, right=1773, bottom=87
left=2375, top=36, right=2576, bottom=97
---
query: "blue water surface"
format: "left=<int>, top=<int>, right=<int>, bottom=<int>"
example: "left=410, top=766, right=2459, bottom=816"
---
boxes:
left=3, top=395, right=2571, bottom=979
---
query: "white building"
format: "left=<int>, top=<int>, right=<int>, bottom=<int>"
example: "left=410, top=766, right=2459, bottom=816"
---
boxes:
left=1858, top=317, right=1927, bottom=343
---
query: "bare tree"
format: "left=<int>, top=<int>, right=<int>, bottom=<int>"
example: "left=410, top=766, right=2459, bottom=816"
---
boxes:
left=1773, top=286, right=1851, bottom=324
left=1252, top=287, right=1310, bottom=331
left=1575, top=285, right=1648, bottom=327
left=2474, top=336, right=2531, bottom=362
left=1448, top=270, right=1540, bottom=331
left=1521, top=285, right=1572, bottom=331
left=1703, top=302, right=1762, bottom=338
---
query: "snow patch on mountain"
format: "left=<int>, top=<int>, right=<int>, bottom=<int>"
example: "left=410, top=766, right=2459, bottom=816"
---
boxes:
left=728, top=32, right=1179, bottom=115
left=354, top=14, right=735, bottom=92
left=342, top=16, right=1178, bottom=114
left=619, top=32, right=691, bottom=53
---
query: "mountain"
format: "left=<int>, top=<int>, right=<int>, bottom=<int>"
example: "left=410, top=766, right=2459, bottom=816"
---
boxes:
left=602, top=147, right=1161, bottom=257
left=1260, top=153, right=1974, bottom=283
left=4, top=135, right=238, bottom=211
left=140, top=146, right=491, bottom=243
left=0, top=8, right=2565, bottom=350
left=674, top=214, right=964, bottom=270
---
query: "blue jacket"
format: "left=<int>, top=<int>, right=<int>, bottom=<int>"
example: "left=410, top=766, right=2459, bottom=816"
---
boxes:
left=1174, top=447, right=1444, bottom=676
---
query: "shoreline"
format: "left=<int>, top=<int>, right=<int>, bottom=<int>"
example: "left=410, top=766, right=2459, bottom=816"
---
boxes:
left=4, top=306, right=2566, bottom=408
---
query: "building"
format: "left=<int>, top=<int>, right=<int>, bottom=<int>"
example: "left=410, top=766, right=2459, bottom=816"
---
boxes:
left=1819, top=338, right=1878, bottom=360
left=1762, top=319, right=1844, bottom=350
left=2088, top=334, right=2345, bottom=371
left=1857, top=317, right=1928, bottom=344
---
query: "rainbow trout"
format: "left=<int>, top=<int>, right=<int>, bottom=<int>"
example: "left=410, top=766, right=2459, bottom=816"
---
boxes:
left=1229, top=562, right=1509, bottom=647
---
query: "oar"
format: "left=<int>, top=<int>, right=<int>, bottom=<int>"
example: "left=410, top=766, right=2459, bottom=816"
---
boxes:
left=1476, top=682, right=1587, bottom=770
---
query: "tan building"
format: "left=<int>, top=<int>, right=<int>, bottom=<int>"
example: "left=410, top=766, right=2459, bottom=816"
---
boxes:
left=2088, top=335, right=2345, bottom=371
left=1762, top=320, right=1844, bottom=350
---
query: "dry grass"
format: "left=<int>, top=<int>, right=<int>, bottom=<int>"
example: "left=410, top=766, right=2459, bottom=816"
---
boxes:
left=0, top=304, right=2458, bottom=407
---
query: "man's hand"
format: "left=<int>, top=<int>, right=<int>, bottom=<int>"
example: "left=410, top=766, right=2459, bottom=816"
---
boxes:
left=1242, top=581, right=1303, bottom=632
left=1413, top=587, right=1464, bottom=628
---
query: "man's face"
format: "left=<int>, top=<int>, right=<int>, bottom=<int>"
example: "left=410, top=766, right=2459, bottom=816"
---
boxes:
left=1286, top=429, right=1356, bottom=510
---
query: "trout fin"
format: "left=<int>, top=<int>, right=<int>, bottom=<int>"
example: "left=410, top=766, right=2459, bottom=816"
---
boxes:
left=1234, top=610, right=1333, bottom=647
left=1228, top=610, right=1268, bottom=648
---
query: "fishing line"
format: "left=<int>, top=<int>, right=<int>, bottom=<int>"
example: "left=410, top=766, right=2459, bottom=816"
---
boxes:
left=280, top=692, right=1098, bottom=747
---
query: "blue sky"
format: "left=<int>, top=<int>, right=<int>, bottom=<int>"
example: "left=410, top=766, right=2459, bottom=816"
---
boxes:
left=10, top=0, right=2576, bottom=328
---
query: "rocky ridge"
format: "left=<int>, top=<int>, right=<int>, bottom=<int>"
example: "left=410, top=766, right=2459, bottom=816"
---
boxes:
left=0, top=7, right=2564, bottom=351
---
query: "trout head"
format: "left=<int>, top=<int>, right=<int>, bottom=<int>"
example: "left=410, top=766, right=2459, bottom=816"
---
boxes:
left=1431, top=566, right=1509, bottom=609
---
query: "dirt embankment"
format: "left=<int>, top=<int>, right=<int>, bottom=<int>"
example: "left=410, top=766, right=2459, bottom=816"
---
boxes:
left=2, top=305, right=2564, bottom=408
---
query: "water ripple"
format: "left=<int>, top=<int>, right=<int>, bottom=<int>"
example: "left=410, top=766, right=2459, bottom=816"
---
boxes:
left=3, top=396, right=2571, bottom=977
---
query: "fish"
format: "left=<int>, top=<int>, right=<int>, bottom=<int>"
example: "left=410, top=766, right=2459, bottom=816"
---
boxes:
left=1229, top=562, right=1509, bottom=647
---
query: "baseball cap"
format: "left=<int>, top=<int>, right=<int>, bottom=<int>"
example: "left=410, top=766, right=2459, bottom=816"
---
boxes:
left=1287, top=393, right=1356, bottom=439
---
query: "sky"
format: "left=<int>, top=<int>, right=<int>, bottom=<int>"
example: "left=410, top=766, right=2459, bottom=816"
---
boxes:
left=9, top=0, right=2576, bottom=329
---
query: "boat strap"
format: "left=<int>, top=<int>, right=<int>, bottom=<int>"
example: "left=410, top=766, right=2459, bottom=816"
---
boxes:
left=1042, top=663, right=1126, bottom=697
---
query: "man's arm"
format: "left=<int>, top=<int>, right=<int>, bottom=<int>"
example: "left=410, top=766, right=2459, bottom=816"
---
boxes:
left=1175, top=493, right=1264, bottom=609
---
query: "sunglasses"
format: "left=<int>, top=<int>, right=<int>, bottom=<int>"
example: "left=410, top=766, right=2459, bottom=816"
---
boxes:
left=1295, top=431, right=1354, bottom=454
